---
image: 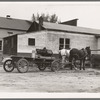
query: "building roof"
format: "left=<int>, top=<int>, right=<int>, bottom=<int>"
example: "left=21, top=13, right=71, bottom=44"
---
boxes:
left=41, top=21, right=100, bottom=35
left=1, top=15, right=100, bottom=36
left=0, top=17, right=32, bottom=31
left=60, top=18, right=78, bottom=26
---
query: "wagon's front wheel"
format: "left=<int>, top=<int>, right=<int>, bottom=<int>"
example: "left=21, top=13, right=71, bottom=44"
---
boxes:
left=51, top=59, right=61, bottom=72
left=17, top=58, right=29, bottom=73
left=3, top=60, right=14, bottom=72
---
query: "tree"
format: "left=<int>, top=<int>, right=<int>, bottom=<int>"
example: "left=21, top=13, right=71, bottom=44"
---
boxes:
left=50, top=14, right=58, bottom=23
left=32, top=13, right=59, bottom=23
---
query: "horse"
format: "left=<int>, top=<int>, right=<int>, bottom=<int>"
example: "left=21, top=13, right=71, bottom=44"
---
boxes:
left=69, top=46, right=91, bottom=70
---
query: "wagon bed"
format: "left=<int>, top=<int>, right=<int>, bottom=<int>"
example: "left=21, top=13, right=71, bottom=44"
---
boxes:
left=2, top=49, right=56, bottom=73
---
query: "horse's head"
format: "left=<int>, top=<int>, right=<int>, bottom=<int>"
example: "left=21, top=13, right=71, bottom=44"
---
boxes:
left=85, top=46, right=91, bottom=59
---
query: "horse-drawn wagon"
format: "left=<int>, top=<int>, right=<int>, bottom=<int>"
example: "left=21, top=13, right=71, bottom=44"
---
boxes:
left=2, top=33, right=92, bottom=73
left=2, top=48, right=56, bottom=73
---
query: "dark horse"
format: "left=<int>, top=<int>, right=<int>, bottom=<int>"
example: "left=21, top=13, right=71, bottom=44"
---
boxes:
left=69, top=46, right=91, bottom=70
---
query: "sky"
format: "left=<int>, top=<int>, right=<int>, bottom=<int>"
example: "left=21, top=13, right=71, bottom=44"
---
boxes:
left=0, top=2, right=100, bottom=29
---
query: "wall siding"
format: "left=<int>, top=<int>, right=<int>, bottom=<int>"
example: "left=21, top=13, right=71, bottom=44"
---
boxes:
left=46, top=31, right=97, bottom=54
left=17, top=30, right=97, bottom=55
left=18, top=31, right=47, bottom=53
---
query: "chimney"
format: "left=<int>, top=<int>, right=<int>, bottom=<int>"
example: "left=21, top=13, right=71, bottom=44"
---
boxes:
left=39, top=16, right=43, bottom=31
left=39, top=16, right=43, bottom=25
left=6, top=15, right=11, bottom=18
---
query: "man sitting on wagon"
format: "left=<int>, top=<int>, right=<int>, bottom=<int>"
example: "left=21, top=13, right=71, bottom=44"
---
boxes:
left=42, top=47, right=47, bottom=56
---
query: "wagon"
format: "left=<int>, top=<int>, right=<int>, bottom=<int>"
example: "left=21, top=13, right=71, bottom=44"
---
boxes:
left=2, top=49, right=55, bottom=73
left=90, top=54, right=100, bottom=68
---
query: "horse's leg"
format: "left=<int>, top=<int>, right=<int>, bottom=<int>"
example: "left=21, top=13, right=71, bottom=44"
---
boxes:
left=70, top=60, right=73, bottom=70
left=70, top=57, right=75, bottom=70
left=83, top=58, right=85, bottom=70
left=72, top=57, right=78, bottom=70
left=69, top=56, right=73, bottom=70
left=80, top=60, right=82, bottom=70
left=73, top=61, right=78, bottom=70
left=70, top=64, right=73, bottom=70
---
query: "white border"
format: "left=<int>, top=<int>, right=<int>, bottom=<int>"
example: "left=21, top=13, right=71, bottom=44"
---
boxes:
left=0, top=1, right=100, bottom=98
left=0, top=93, right=100, bottom=98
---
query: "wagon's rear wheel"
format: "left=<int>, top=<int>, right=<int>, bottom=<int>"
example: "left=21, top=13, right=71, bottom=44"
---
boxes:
left=38, top=63, right=46, bottom=71
left=17, top=58, right=29, bottom=73
left=51, top=59, right=61, bottom=72
left=3, top=60, right=14, bottom=72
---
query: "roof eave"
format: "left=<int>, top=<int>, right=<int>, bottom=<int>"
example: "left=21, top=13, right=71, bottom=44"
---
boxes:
left=46, top=29, right=98, bottom=36
left=0, top=27, right=27, bottom=31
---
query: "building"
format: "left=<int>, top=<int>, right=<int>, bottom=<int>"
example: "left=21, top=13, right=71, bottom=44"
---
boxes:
left=0, top=15, right=32, bottom=54
left=3, top=17, right=100, bottom=58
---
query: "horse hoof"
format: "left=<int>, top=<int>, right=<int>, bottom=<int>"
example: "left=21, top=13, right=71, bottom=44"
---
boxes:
left=75, top=68, right=78, bottom=70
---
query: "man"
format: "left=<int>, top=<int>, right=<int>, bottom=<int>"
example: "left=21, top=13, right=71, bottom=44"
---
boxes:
left=42, top=47, right=47, bottom=56
left=59, top=47, right=69, bottom=68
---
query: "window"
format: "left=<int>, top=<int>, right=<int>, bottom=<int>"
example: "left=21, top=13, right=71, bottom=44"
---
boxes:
left=28, top=38, right=35, bottom=46
left=0, top=40, right=2, bottom=50
left=65, top=38, right=70, bottom=49
left=59, top=38, right=70, bottom=50
left=59, top=38, right=64, bottom=50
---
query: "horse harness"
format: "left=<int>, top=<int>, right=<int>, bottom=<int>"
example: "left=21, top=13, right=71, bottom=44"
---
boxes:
left=74, top=49, right=88, bottom=60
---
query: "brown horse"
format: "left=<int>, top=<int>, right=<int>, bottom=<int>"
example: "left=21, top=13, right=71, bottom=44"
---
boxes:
left=69, top=46, right=91, bottom=70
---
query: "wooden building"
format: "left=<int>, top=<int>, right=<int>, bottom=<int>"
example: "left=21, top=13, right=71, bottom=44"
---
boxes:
left=3, top=17, right=100, bottom=58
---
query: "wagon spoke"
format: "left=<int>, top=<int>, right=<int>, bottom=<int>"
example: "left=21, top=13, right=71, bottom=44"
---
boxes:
left=51, top=59, right=61, bottom=72
left=3, top=60, right=14, bottom=72
left=17, top=59, right=29, bottom=73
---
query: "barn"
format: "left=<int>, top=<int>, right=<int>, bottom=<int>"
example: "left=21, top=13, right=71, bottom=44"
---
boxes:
left=3, top=17, right=100, bottom=58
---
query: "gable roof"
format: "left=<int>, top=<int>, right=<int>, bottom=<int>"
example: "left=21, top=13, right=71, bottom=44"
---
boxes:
left=4, top=20, right=100, bottom=39
left=41, top=21, right=100, bottom=35
left=27, top=21, right=45, bottom=32
left=1, top=15, right=100, bottom=36
left=0, top=17, right=32, bottom=31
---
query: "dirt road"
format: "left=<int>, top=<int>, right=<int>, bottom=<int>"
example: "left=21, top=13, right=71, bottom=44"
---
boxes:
left=0, top=65, right=100, bottom=92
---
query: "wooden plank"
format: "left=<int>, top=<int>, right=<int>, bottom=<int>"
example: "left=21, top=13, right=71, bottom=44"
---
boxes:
left=91, top=49, right=100, bottom=51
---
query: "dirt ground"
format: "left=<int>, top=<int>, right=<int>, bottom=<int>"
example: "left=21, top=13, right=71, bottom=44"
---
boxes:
left=0, top=65, right=100, bottom=93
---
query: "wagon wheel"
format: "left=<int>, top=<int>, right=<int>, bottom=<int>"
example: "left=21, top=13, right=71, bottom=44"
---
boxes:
left=3, top=60, right=14, bottom=72
left=17, top=58, right=29, bottom=73
left=51, top=59, right=61, bottom=72
left=38, top=63, right=46, bottom=71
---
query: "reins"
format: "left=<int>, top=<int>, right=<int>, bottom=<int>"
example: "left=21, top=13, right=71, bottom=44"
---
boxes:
left=78, top=49, right=88, bottom=60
